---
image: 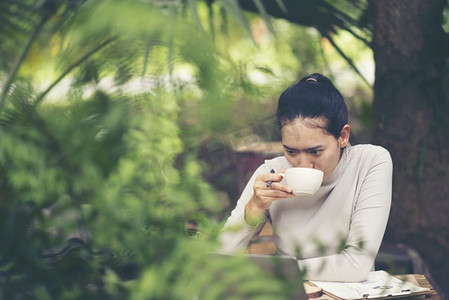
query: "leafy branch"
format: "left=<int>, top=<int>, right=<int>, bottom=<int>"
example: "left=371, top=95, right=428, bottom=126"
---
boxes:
left=0, top=14, right=50, bottom=111
left=34, top=38, right=114, bottom=105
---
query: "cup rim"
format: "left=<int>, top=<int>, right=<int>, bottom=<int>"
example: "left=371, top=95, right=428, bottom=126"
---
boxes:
left=285, top=167, right=323, bottom=175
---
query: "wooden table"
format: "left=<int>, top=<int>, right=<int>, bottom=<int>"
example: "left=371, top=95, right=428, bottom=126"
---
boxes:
left=304, top=274, right=441, bottom=300
left=412, top=274, right=441, bottom=300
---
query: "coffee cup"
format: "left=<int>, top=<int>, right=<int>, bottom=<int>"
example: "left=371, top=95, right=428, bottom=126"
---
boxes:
left=282, top=168, right=324, bottom=196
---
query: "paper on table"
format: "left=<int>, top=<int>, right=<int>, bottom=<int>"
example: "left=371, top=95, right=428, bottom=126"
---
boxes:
left=310, top=271, right=430, bottom=299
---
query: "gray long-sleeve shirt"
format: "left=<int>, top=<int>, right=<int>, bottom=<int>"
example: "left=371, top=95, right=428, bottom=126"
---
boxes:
left=219, top=144, right=393, bottom=282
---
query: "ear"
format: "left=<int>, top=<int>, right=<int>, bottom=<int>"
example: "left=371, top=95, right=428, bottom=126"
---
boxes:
left=338, top=124, right=351, bottom=148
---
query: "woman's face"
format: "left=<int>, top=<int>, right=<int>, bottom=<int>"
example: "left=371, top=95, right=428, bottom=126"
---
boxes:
left=281, top=117, right=350, bottom=180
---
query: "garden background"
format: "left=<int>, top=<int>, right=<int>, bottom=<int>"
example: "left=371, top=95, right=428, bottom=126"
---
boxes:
left=1, top=0, right=448, bottom=299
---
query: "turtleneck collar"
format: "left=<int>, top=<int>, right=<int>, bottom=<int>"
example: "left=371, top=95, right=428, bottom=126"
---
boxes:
left=322, top=143, right=351, bottom=186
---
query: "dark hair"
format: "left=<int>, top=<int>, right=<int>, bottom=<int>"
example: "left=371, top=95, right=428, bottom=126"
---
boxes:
left=276, top=73, right=348, bottom=139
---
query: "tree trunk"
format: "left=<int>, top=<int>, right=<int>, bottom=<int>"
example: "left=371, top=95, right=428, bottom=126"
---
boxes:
left=369, top=0, right=449, bottom=294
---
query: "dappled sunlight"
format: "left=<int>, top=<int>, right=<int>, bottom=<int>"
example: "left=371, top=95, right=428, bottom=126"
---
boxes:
left=4, top=0, right=445, bottom=299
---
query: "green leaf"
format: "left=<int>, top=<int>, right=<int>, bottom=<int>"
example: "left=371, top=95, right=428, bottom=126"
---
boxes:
left=218, top=0, right=254, bottom=42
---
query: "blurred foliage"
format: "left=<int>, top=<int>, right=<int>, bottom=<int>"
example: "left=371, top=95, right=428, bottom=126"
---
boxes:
left=0, top=0, right=374, bottom=298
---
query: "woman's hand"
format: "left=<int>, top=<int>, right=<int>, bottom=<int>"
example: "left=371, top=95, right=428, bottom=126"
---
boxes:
left=244, top=169, right=294, bottom=225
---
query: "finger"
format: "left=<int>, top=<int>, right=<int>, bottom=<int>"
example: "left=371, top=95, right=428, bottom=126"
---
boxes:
left=255, top=179, right=290, bottom=196
left=255, top=187, right=294, bottom=201
left=258, top=172, right=284, bottom=183
left=268, top=191, right=295, bottom=200
left=255, top=176, right=275, bottom=189
left=264, top=174, right=285, bottom=188
left=270, top=182, right=292, bottom=193
left=252, top=189, right=295, bottom=210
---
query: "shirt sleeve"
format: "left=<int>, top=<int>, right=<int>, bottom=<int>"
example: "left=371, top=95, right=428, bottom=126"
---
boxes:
left=218, top=163, right=270, bottom=254
left=297, top=148, right=393, bottom=282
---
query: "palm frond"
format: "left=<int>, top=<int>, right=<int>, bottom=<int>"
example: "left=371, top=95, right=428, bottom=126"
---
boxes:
left=0, top=13, right=50, bottom=111
left=234, top=0, right=372, bottom=86
left=274, top=0, right=287, bottom=14
left=34, top=38, right=114, bottom=105
left=321, top=31, right=371, bottom=88
left=0, top=0, right=92, bottom=110
left=218, top=0, right=254, bottom=41
left=187, top=0, right=207, bottom=33
left=0, top=1, right=39, bottom=67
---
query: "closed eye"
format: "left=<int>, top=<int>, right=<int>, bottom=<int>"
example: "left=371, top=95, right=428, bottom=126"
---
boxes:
left=309, top=149, right=321, bottom=156
left=285, top=149, right=297, bottom=155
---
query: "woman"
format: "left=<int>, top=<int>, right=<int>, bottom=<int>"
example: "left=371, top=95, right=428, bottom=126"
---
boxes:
left=219, top=73, right=392, bottom=282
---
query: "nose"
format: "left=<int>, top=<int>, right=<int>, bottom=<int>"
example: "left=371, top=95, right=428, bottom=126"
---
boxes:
left=296, top=154, right=314, bottom=168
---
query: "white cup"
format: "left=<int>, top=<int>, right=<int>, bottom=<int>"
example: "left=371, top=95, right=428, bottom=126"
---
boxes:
left=282, top=168, right=324, bottom=196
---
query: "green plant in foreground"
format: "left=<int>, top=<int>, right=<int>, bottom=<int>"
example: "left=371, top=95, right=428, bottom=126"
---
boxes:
left=0, top=1, right=314, bottom=298
left=0, top=88, right=297, bottom=299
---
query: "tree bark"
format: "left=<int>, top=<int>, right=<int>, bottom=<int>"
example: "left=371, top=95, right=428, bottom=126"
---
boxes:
left=369, top=0, right=449, bottom=293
